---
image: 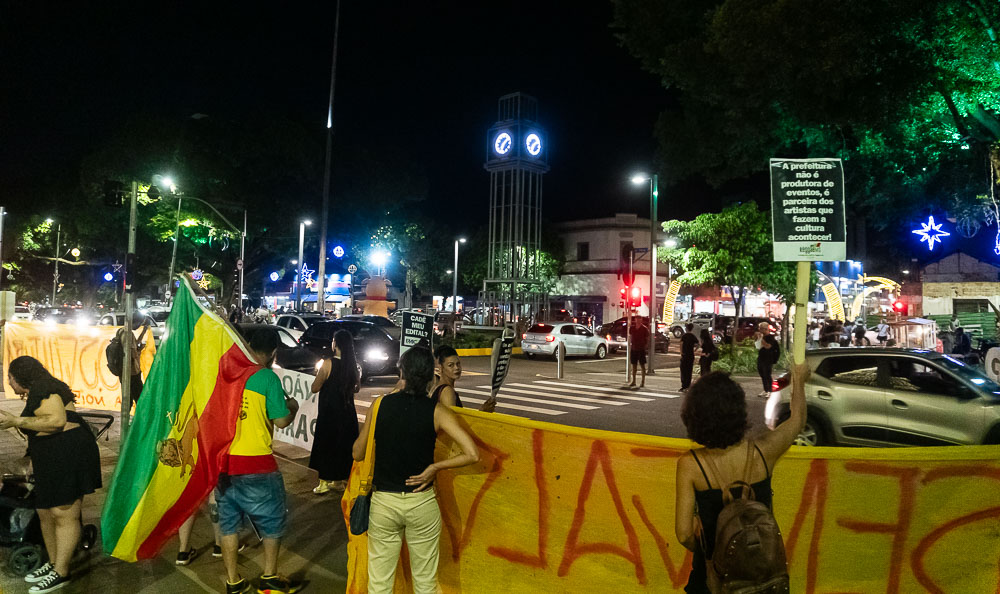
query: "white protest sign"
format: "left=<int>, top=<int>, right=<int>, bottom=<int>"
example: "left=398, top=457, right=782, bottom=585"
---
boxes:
left=272, top=368, right=318, bottom=450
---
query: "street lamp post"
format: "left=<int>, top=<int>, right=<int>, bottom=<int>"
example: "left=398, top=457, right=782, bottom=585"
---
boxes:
left=632, top=173, right=659, bottom=373
left=296, top=220, right=311, bottom=311
left=49, top=220, right=61, bottom=305
left=452, top=238, right=466, bottom=317
left=0, top=207, right=6, bottom=292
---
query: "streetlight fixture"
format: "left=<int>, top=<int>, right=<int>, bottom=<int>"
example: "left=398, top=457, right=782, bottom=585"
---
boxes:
left=296, top=220, right=312, bottom=311
left=631, top=172, right=659, bottom=373
left=370, top=249, right=391, bottom=277
left=452, top=237, right=466, bottom=317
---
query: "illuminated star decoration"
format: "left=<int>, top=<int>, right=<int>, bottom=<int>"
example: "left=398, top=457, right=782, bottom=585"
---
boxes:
left=911, top=216, right=951, bottom=251
left=197, top=278, right=210, bottom=290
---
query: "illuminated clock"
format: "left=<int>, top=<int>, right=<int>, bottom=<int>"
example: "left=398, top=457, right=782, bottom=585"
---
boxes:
left=525, top=133, right=541, bottom=156
left=332, top=245, right=345, bottom=258
left=494, top=132, right=512, bottom=155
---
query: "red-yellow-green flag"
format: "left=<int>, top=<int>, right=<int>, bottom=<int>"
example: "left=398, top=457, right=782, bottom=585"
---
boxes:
left=101, top=277, right=259, bottom=561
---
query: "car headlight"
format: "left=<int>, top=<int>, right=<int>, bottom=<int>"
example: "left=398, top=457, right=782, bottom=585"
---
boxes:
left=366, top=349, right=390, bottom=361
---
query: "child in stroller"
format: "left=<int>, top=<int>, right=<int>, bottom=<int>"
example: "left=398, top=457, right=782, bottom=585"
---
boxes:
left=0, top=412, right=113, bottom=576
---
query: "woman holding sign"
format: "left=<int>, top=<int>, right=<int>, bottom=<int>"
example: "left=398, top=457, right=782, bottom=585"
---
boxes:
left=310, top=330, right=361, bottom=494
left=430, top=345, right=464, bottom=408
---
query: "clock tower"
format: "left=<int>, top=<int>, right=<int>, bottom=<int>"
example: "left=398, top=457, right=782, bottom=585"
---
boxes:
left=482, top=92, right=549, bottom=325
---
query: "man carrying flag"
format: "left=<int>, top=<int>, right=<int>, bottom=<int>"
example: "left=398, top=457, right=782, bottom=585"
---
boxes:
left=218, top=328, right=299, bottom=594
left=100, top=277, right=299, bottom=594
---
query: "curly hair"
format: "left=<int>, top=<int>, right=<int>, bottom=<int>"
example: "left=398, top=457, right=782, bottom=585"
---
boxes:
left=680, top=371, right=749, bottom=449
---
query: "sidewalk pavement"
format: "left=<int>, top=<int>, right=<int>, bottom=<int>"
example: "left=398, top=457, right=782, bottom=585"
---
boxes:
left=0, top=397, right=350, bottom=594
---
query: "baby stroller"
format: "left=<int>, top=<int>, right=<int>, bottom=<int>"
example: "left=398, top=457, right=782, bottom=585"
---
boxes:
left=0, top=412, right=114, bottom=576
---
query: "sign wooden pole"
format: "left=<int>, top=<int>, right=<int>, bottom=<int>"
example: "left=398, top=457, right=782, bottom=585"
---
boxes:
left=793, top=261, right=811, bottom=364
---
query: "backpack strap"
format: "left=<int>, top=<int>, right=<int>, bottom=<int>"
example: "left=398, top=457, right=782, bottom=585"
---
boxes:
left=702, top=442, right=756, bottom=505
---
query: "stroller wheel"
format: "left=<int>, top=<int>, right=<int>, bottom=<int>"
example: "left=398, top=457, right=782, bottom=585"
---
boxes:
left=8, top=543, right=44, bottom=576
left=82, top=524, right=98, bottom=550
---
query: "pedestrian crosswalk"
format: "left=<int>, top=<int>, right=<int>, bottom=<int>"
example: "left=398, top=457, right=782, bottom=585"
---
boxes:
left=354, top=376, right=681, bottom=422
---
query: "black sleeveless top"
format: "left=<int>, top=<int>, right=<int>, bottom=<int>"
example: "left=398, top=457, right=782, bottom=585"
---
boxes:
left=20, top=378, right=87, bottom=442
left=686, top=443, right=773, bottom=594
left=373, top=390, right=438, bottom=492
left=430, top=384, right=463, bottom=408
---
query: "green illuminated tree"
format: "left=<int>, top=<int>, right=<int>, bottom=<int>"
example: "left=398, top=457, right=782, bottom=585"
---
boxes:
left=612, top=0, right=1000, bottom=231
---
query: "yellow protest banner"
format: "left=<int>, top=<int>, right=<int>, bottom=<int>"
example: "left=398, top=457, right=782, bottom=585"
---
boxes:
left=2, top=321, right=155, bottom=411
left=343, top=408, right=1000, bottom=593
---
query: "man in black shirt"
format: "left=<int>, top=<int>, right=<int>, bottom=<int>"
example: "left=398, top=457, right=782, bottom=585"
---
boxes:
left=628, top=317, right=650, bottom=388
left=680, top=323, right=699, bottom=391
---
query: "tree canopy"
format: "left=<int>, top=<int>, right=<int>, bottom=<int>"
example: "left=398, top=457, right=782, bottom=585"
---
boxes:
left=613, top=0, right=1000, bottom=233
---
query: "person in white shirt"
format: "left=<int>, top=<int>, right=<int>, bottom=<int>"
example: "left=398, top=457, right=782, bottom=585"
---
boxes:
left=876, top=318, right=890, bottom=345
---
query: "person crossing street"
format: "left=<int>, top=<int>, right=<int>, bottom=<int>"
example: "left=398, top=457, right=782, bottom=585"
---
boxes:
left=679, top=323, right=699, bottom=391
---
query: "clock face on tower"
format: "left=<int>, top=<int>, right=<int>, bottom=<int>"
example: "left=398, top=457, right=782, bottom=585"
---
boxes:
left=525, top=133, right=542, bottom=156
left=494, top=132, right=512, bottom=155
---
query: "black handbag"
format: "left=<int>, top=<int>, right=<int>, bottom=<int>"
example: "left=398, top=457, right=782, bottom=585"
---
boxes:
left=349, top=395, right=383, bottom=536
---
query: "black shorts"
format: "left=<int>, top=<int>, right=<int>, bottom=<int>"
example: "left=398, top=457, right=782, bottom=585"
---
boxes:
left=630, top=349, right=647, bottom=365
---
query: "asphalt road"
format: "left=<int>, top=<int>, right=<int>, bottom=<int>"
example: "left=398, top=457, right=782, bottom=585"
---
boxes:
left=355, top=345, right=770, bottom=439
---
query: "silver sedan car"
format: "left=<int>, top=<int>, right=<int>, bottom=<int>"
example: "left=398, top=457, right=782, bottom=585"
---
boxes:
left=765, top=348, right=1000, bottom=446
left=521, top=322, right=610, bottom=360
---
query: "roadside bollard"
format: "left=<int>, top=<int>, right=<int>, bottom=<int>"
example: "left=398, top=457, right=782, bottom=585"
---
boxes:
left=557, top=341, right=566, bottom=379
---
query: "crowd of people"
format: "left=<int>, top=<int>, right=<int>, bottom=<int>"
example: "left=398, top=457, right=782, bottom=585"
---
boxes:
left=0, top=304, right=823, bottom=593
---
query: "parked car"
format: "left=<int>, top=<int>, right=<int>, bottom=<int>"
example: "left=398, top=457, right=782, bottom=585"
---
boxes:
left=716, top=315, right=781, bottom=343
left=97, top=312, right=164, bottom=346
left=598, top=318, right=670, bottom=353
left=275, top=313, right=328, bottom=340
left=236, top=323, right=321, bottom=374
left=300, top=320, right=400, bottom=381
left=342, top=314, right=402, bottom=339
left=764, top=348, right=1000, bottom=447
left=670, top=313, right=717, bottom=338
left=12, top=306, right=31, bottom=321
left=521, top=322, right=610, bottom=359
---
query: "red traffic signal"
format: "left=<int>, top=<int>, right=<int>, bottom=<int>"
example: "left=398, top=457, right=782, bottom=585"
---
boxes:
left=630, top=286, right=642, bottom=308
left=892, top=300, right=907, bottom=314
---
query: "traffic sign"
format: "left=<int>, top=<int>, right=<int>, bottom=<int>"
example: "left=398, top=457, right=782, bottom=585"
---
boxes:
left=633, top=247, right=649, bottom=254
left=347, top=264, right=358, bottom=274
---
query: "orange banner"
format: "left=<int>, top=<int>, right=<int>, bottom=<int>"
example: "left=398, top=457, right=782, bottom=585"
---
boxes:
left=343, top=408, right=1000, bottom=593
left=3, top=321, right=154, bottom=411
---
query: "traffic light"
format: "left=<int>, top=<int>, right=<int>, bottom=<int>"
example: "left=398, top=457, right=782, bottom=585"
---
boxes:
left=619, top=244, right=635, bottom=286
left=630, top=286, right=642, bottom=308
left=892, top=299, right=907, bottom=314
left=619, top=287, right=627, bottom=308
left=103, top=180, right=125, bottom=207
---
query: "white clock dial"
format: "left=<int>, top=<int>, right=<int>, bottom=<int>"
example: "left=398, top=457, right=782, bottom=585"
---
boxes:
left=525, top=133, right=541, bottom=156
left=494, top=132, right=512, bottom=155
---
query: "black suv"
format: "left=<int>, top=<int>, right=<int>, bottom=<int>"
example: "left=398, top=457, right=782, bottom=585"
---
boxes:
left=300, top=320, right=400, bottom=381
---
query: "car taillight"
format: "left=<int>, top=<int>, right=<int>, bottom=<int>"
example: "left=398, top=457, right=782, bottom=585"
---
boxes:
left=606, top=334, right=612, bottom=340
left=772, top=373, right=791, bottom=392
left=545, top=335, right=555, bottom=342
left=522, top=333, right=527, bottom=339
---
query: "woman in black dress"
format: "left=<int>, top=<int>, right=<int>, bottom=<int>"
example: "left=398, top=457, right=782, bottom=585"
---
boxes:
left=0, top=356, right=102, bottom=592
left=697, top=329, right=718, bottom=377
left=310, top=329, right=360, bottom=494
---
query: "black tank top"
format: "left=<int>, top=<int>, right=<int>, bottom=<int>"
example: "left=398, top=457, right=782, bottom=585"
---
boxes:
left=373, top=390, right=438, bottom=492
left=430, top=384, right=463, bottom=408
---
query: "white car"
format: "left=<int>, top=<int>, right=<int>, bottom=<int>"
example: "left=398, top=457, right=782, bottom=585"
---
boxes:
left=521, top=322, right=609, bottom=359
left=275, top=313, right=327, bottom=340
left=97, top=312, right=164, bottom=346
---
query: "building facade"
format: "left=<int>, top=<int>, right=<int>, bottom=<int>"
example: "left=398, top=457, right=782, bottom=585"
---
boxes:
left=550, top=213, right=668, bottom=325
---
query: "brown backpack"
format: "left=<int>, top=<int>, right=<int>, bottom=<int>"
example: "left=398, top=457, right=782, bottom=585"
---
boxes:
left=698, top=441, right=790, bottom=594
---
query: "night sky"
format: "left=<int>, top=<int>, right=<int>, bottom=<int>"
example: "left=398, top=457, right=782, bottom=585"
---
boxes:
left=1, top=2, right=682, bottom=229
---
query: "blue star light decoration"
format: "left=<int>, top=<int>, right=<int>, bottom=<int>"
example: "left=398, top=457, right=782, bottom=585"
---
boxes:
left=912, top=216, right=950, bottom=251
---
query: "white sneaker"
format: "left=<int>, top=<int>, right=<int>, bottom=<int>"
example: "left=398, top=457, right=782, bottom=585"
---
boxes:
left=24, top=562, right=54, bottom=583
left=313, top=480, right=331, bottom=494
left=28, top=571, right=69, bottom=593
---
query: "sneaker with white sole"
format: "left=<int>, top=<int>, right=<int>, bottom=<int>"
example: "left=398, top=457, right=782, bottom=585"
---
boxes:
left=24, top=562, right=54, bottom=583
left=28, top=571, right=69, bottom=593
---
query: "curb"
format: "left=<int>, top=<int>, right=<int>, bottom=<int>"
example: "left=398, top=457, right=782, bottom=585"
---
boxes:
left=455, top=347, right=523, bottom=357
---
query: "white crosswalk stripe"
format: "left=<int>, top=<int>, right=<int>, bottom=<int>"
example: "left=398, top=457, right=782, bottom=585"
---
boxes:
left=354, top=375, right=678, bottom=422
left=504, top=382, right=652, bottom=402
left=533, top=380, right=681, bottom=399
left=461, top=388, right=597, bottom=410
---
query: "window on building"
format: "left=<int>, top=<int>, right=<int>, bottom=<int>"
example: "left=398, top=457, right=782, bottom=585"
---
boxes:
left=954, top=299, right=991, bottom=314
left=576, top=242, right=589, bottom=261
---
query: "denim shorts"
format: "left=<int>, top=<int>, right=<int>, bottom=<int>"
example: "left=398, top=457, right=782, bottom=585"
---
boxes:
left=215, top=471, right=287, bottom=539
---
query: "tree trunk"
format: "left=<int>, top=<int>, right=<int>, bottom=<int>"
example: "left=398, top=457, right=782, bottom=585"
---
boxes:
left=405, top=266, right=414, bottom=310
